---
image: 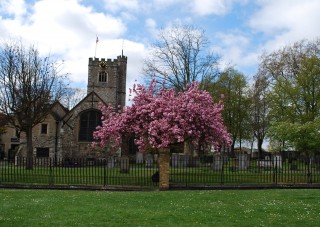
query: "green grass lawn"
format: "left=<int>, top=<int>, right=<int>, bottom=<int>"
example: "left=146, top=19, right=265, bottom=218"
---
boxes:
left=1, top=189, right=320, bottom=227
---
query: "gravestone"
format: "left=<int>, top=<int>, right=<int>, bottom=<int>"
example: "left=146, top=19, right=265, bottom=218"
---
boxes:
left=145, top=154, right=154, bottom=168
left=136, top=152, right=144, bottom=164
left=107, top=157, right=115, bottom=168
left=273, top=155, right=282, bottom=169
left=264, top=156, right=272, bottom=168
left=212, top=155, right=223, bottom=171
left=120, top=156, right=129, bottom=173
left=238, top=153, right=249, bottom=170
left=180, top=155, right=189, bottom=167
left=171, top=153, right=179, bottom=168
left=171, top=154, right=189, bottom=167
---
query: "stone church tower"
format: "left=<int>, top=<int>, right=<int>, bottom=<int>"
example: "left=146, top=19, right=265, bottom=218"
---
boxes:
left=87, top=55, right=127, bottom=108
left=57, top=54, right=127, bottom=159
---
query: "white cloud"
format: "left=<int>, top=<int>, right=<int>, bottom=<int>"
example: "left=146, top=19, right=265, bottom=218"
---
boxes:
left=189, top=0, right=247, bottom=16
left=0, top=0, right=130, bottom=83
left=30, top=0, right=125, bottom=48
left=0, top=0, right=27, bottom=18
left=103, top=0, right=140, bottom=13
left=145, top=18, right=158, bottom=37
left=212, top=0, right=320, bottom=76
left=191, top=0, right=232, bottom=16
left=0, top=0, right=148, bottom=107
left=249, top=0, right=320, bottom=51
left=212, top=32, right=259, bottom=75
left=146, top=18, right=156, bottom=30
left=152, top=0, right=184, bottom=9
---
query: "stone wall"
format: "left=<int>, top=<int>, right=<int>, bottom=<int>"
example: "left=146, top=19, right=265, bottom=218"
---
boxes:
left=60, top=92, right=106, bottom=159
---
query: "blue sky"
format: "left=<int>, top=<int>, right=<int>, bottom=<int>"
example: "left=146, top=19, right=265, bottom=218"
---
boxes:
left=1, top=0, right=319, bottom=92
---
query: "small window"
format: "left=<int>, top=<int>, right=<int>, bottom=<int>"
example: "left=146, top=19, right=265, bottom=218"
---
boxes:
left=15, top=129, right=20, bottom=137
left=99, top=72, right=107, bottom=82
left=41, top=124, right=48, bottom=134
left=36, top=148, right=49, bottom=158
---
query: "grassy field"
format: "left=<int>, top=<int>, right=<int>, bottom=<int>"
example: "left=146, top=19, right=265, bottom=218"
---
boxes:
left=1, top=189, right=320, bottom=226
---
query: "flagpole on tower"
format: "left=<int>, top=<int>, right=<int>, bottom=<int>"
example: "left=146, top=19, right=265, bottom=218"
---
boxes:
left=94, top=35, right=99, bottom=58
left=122, top=39, right=124, bottom=57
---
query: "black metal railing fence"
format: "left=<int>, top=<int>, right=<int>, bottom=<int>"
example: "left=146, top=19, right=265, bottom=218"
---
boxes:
left=1, top=155, right=320, bottom=189
left=0, top=157, right=159, bottom=189
left=169, top=155, right=320, bottom=187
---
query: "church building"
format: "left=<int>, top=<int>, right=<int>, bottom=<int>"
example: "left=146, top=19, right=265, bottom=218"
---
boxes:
left=0, top=54, right=128, bottom=161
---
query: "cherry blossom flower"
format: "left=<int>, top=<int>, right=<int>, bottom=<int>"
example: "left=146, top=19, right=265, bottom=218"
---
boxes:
left=93, top=80, right=231, bottom=152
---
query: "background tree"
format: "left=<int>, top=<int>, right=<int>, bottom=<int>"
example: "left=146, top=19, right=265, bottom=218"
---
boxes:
left=143, top=24, right=220, bottom=91
left=209, top=68, right=250, bottom=155
left=267, top=120, right=320, bottom=155
left=261, top=39, right=320, bottom=155
left=0, top=41, right=68, bottom=169
left=248, top=73, right=270, bottom=158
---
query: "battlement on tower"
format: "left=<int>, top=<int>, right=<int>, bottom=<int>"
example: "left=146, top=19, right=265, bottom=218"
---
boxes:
left=117, top=55, right=127, bottom=61
left=89, top=55, right=127, bottom=63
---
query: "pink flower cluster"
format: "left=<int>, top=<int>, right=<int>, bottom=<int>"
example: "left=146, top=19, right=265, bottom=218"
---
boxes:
left=93, top=81, right=231, bottom=152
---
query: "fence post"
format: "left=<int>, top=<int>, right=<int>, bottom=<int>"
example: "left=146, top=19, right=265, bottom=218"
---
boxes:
left=307, top=157, right=312, bottom=184
left=220, top=160, right=224, bottom=185
left=159, top=148, right=170, bottom=190
left=49, top=158, right=54, bottom=186
left=104, top=159, right=107, bottom=188
left=273, top=156, right=278, bottom=185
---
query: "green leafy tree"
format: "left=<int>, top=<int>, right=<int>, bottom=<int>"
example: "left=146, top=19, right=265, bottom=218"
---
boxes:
left=268, top=120, right=320, bottom=155
left=209, top=68, right=250, bottom=154
left=248, top=74, right=270, bottom=158
left=261, top=39, right=320, bottom=155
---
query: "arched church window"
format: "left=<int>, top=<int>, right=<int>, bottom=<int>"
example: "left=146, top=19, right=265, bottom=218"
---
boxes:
left=99, top=71, right=107, bottom=83
left=78, top=110, right=102, bottom=142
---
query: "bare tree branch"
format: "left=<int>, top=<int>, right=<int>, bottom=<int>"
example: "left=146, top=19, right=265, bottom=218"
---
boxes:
left=0, top=40, right=69, bottom=168
left=143, top=24, right=220, bottom=91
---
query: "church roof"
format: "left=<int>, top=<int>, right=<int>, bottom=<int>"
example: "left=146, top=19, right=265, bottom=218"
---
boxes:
left=61, top=91, right=109, bottom=129
left=49, top=101, right=69, bottom=121
left=67, top=91, right=107, bottom=114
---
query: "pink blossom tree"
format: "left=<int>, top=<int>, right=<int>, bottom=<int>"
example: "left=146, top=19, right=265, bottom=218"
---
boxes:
left=93, top=81, right=231, bottom=153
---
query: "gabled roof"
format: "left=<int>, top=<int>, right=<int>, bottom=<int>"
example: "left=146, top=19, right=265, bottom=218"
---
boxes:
left=69, top=91, right=107, bottom=112
left=50, top=101, right=69, bottom=121
left=62, top=91, right=108, bottom=121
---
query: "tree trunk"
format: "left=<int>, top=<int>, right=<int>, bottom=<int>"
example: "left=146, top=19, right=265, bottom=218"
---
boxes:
left=121, top=135, right=130, bottom=156
left=230, top=140, right=235, bottom=157
left=26, top=126, right=34, bottom=170
left=250, top=136, right=254, bottom=158
left=184, top=140, right=195, bottom=156
left=159, top=148, right=170, bottom=190
left=257, top=138, right=263, bottom=159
